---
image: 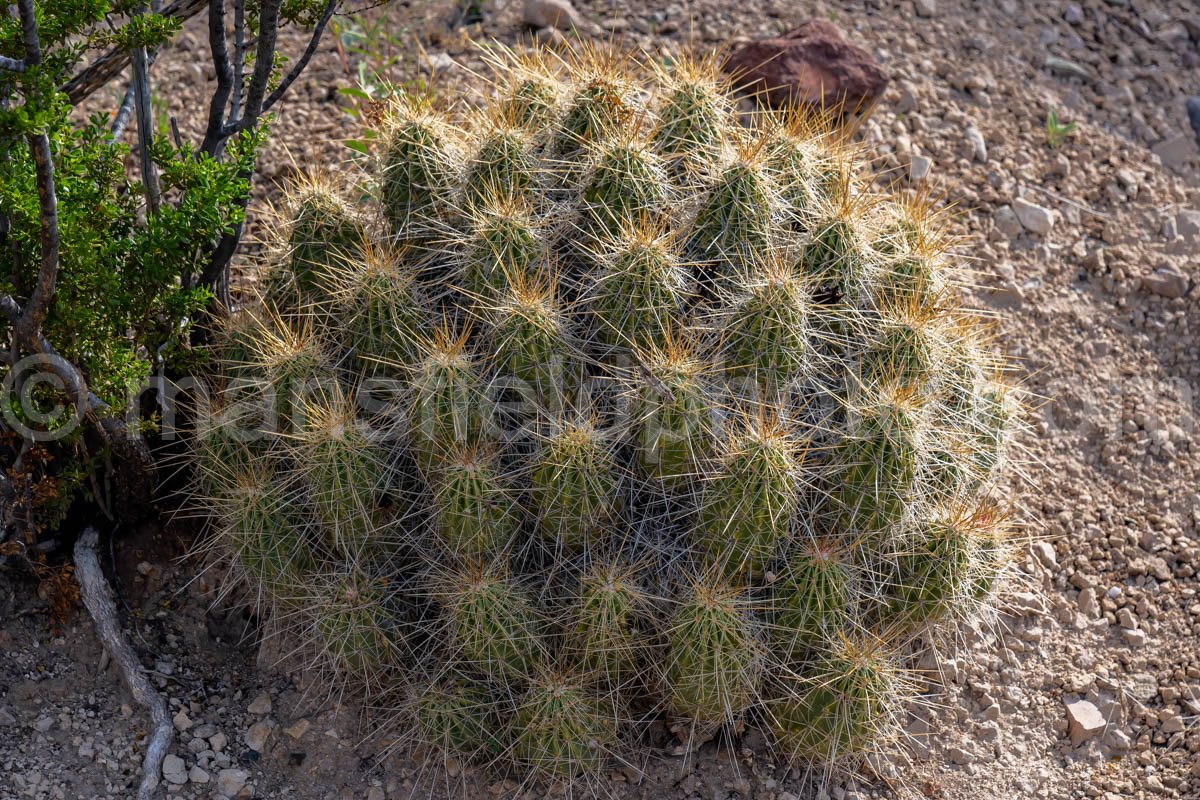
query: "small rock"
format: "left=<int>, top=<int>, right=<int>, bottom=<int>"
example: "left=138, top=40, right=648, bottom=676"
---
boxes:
left=914, top=0, right=937, bottom=16
left=1078, top=588, right=1098, bottom=617
left=1030, top=541, right=1057, bottom=570
left=162, top=754, right=188, bottom=786
left=172, top=709, right=193, bottom=732
left=965, top=124, right=987, bottom=162
left=993, top=205, right=1023, bottom=238
left=947, top=744, right=975, bottom=764
left=216, top=768, right=250, bottom=799
left=1141, top=267, right=1189, bottom=299
left=420, top=52, right=454, bottom=74
left=33, top=716, right=53, bottom=733
left=532, top=25, right=567, bottom=47
left=1046, top=153, right=1071, bottom=178
left=909, top=155, right=932, bottom=182
left=247, top=693, right=272, bottom=716
left=895, top=84, right=918, bottom=114
left=1152, top=134, right=1196, bottom=169
left=1160, top=713, right=1185, bottom=734
left=1043, top=56, right=1091, bottom=80
left=1064, top=4, right=1083, bottom=24
left=1012, top=197, right=1056, bottom=235
left=724, top=20, right=890, bottom=112
left=190, top=766, right=211, bottom=785
left=1065, top=699, right=1106, bottom=746
left=246, top=720, right=274, bottom=753
left=210, top=731, right=229, bottom=752
left=1176, top=210, right=1200, bottom=244
left=1008, top=591, right=1045, bottom=614
left=1117, top=607, right=1138, bottom=630
left=1122, top=628, right=1147, bottom=646
left=284, top=719, right=311, bottom=740
left=1187, top=97, right=1200, bottom=144
left=522, top=0, right=578, bottom=30
left=1126, top=673, right=1159, bottom=702
left=192, top=723, right=218, bottom=740
left=367, top=788, right=386, bottom=800
left=1103, top=727, right=1132, bottom=752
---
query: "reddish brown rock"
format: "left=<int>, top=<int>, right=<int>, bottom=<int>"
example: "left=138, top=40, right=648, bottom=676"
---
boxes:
left=724, top=20, right=889, bottom=113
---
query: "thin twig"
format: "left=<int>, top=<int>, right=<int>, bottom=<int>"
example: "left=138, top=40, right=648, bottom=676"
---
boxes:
left=1024, top=183, right=1111, bottom=220
left=60, top=0, right=206, bottom=104
left=130, top=4, right=161, bottom=214
left=197, top=0, right=341, bottom=299
left=260, top=0, right=338, bottom=116
left=74, top=528, right=173, bottom=800
left=110, top=81, right=137, bottom=141
left=230, top=0, right=247, bottom=121
left=200, top=0, right=234, bottom=157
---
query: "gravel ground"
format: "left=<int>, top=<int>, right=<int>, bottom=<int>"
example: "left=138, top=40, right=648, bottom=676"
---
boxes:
left=2, top=1, right=1199, bottom=799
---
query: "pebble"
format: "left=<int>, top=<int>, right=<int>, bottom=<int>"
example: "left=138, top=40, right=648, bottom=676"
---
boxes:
left=1141, top=267, right=1189, bottom=299
left=1176, top=209, right=1200, bottom=244
left=172, top=709, right=193, bottom=732
left=895, top=85, right=918, bottom=114
left=1187, top=97, right=1200, bottom=142
left=246, top=720, right=274, bottom=752
left=910, top=155, right=932, bottom=182
left=993, top=205, right=1023, bottom=237
left=419, top=52, right=454, bottom=74
left=1117, top=607, right=1138, bottom=630
left=1065, top=699, right=1106, bottom=746
left=965, top=124, right=988, bottom=162
left=284, top=719, right=311, bottom=740
left=210, top=731, right=229, bottom=752
left=1151, top=134, right=1195, bottom=169
left=1030, top=541, right=1057, bottom=569
left=1012, top=197, right=1056, bottom=235
left=1121, top=628, right=1147, bottom=646
left=1008, top=591, right=1045, bottom=614
left=247, top=693, right=272, bottom=716
left=914, top=0, right=937, bottom=17
left=162, top=754, right=188, bottom=785
left=216, top=768, right=250, bottom=799
left=1160, top=713, right=1185, bottom=734
left=1063, top=3, right=1083, bottom=24
left=33, top=716, right=53, bottom=733
left=1078, top=588, right=1099, bottom=617
left=522, top=0, right=578, bottom=30
left=1104, top=727, right=1132, bottom=751
left=190, top=766, right=211, bottom=785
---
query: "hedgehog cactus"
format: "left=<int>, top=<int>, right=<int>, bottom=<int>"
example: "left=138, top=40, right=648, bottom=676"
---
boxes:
left=194, top=42, right=1020, bottom=784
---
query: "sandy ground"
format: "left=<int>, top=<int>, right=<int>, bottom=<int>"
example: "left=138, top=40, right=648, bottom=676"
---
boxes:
left=2, top=1, right=1198, bottom=799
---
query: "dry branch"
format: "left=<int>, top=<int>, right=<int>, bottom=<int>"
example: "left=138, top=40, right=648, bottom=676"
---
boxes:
left=74, top=528, right=173, bottom=800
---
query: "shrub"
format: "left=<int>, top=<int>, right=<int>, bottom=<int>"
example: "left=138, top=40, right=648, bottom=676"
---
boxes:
left=0, top=0, right=340, bottom=552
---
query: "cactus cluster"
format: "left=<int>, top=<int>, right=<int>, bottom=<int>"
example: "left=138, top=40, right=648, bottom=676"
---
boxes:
left=194, top=43, right=1018, bottom=784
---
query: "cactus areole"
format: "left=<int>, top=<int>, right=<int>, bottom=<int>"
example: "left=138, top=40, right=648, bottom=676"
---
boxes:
left=195, top=43, right=1018, bottom=785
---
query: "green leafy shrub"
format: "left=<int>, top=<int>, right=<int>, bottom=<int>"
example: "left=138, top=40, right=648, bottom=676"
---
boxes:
left=0, top=1, right=339, bottom=548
